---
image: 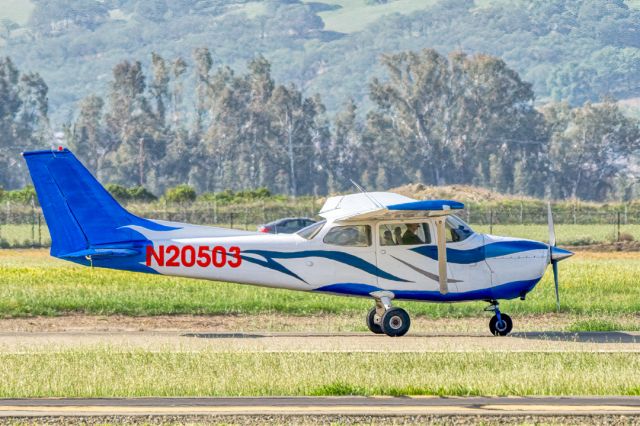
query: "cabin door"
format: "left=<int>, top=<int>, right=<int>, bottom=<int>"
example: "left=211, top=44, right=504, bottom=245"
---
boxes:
left=375, top=221, right=454, bottom=294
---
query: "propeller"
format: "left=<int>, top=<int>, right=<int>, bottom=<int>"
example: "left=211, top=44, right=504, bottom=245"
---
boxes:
left=547, top=203, right=575, bottom=311
left=547, top=203, right=560, bottom=312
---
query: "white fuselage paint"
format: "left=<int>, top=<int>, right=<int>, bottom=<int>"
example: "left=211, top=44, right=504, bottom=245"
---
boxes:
left=125, top=217, right=550, bottom=302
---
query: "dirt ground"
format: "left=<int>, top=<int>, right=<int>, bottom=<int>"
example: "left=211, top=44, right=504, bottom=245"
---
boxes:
left=0, top=313, right=576, bottom=333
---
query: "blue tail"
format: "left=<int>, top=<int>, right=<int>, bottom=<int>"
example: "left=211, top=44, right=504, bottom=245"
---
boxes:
left=22, top=148, right=176, bottom=259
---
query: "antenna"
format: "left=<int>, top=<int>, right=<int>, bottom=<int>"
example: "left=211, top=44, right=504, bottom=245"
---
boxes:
left=349, top=179, right=384, bottom=209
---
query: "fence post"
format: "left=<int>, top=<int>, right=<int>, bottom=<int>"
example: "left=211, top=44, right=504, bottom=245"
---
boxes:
left=230, top=212, right=234, bottom=229
left=38, top=212, right=42, bottom=247
left=617, top=211, right=621, bottom=242
left=489, top=209, right=494, bottom=235
left=466, top=204, right=471, bottom=224
left=30, top=196, right=36, bottom=247
left=213, top=194, right=218, bottom=224
left=520, top=201, right=523, bottom=225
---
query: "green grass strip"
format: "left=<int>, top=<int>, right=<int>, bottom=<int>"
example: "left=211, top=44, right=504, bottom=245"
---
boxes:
left=0, top=350, right=639, bottom=397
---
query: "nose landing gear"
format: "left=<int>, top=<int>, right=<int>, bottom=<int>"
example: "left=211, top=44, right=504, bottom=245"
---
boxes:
left=366, top=291, right=411, bottom=337
left=486, top=300, right=513, bottom=336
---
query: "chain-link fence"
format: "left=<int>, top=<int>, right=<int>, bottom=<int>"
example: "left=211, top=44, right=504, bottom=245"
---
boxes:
left=1, top=198, right=639, bottom=248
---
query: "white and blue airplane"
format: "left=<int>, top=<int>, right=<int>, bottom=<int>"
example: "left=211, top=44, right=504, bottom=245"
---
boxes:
left=23, top=148, right=573, bottom=337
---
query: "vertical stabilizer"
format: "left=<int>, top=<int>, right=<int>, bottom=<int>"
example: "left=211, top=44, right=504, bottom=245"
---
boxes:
left=22, top=148, right=175, bottom=257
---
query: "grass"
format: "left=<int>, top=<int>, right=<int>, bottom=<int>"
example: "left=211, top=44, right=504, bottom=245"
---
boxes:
left=0, top=224, right=51, bottom=248
left=1, top=249, right=640, bottom=319
left=0, top=349, right=638, bottom=397
left=0, top=0, right=34, bottom=25
left=472, top=223, right=640, bottom=245
left=303, top=0, right=437, bottom=33
left=626, top=0, right=640, bottom=10
left=567, top=318, right=640, bottom=332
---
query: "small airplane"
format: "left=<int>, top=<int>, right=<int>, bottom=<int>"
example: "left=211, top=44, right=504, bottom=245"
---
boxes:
left=23, top=148, right=573, bottom=337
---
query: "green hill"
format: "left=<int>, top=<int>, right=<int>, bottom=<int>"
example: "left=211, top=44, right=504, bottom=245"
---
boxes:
left=1, top=0, right=639, bottom=124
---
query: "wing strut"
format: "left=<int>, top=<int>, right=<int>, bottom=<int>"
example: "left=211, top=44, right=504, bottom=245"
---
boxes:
left=435, top=217, right=448, bottom=295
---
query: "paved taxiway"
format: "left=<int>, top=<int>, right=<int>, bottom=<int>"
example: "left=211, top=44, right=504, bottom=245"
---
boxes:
left=1, top=331, right=639, bottom=352
left=2, top=397, right=640, bottom=417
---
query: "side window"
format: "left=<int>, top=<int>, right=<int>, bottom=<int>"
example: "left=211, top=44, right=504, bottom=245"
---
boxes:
left=379, top=223, right=431, bottom=246
left=323, top=225, right=371, bottom=247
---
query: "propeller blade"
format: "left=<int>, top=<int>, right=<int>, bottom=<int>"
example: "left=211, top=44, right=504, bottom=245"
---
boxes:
left=552, top=260, right=560, bottom=312
left=547, top=202, right=556, bottom=247
left=436, top=217, right=448, bottom=295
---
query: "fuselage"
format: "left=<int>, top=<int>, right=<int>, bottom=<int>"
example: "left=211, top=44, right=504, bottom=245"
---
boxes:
left=69, top=216, right=552, bottom=303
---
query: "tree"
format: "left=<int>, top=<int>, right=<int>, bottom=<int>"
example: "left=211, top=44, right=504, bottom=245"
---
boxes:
left=0, top=58, right=49, bottom=189
left=368, top=49, right=547, bottom=193
left=327, top=99, right=362, bottom=192
left=545, top=100, right=640, bottom=201
left=69, top=95, right=108, bottom=177
left=105, top=60, right=165, bottom=191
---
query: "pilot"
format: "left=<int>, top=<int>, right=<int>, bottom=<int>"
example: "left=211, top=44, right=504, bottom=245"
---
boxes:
left=402, top=223, right=423, bottom=245
left=382, top=230, right=395, bottom=246
left=393, top=226, right=402, bottom=245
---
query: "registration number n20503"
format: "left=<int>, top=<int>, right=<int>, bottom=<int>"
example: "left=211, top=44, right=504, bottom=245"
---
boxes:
left=145, top=245, right=242, bottom=268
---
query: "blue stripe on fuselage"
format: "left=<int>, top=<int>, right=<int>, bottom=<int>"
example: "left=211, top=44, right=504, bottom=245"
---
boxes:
left=242, top=249, right=410, bottom=282
left=411, top=240, right=548, bottom=264
left=315, top=278, right=541, bottom=302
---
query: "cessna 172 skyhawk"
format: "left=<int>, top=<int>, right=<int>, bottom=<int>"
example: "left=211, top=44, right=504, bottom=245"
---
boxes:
left=23, top=148, right=573, bottom=337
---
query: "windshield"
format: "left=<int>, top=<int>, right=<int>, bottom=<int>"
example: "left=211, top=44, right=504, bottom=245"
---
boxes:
left=445, top=215, right=474, bottom=242
left=296, top=220, right=325, bottom=240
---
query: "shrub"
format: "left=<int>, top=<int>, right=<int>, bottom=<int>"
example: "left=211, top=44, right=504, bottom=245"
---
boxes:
left=105, top=184, right=131, bottom=203
left=165, top=185, right=197, bottom=204
left=127, top=186, right=157, bottom=202
left=3, top=186, right=37, bottom=204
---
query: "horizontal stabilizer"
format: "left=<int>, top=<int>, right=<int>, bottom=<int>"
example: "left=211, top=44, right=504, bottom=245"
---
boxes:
left=59, top=248, right=140, bottom=259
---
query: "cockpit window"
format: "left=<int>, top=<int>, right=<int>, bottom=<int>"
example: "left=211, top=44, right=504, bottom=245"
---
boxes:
left=323, top=225, right=371, bottom=247
left=297, top=220, right=325, bottom=240
left=379, top=223, right=431, bottom=246
left=445, top=215, right=474, bottom=242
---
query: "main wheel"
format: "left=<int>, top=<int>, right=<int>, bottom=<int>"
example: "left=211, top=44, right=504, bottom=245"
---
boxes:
left=381, top=307, right=411, bottom=337
left=489, top=313, right=513, bottom=336
left=366, top=307, right=384, bottom=334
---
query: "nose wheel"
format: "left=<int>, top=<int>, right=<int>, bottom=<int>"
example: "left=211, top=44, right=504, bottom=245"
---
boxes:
left=366, top=292, right=411, bottom=337
left=486, top=300, right=513, bottom=336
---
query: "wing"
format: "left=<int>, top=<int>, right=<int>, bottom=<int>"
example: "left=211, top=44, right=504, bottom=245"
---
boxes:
left=336, top=199, right=465, bottom=222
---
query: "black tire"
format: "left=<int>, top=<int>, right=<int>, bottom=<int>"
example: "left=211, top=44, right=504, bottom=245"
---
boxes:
left=489, top=313, right=513, bottom=336
left=366, top=307, right=384, bottom=334
left=381, top=307, right=411, bottom=337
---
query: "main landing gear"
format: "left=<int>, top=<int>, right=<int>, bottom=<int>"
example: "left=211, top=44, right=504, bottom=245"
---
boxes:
left=366, top=292, right=410, bottom=337
left=485, top=300, right=513, bottom=336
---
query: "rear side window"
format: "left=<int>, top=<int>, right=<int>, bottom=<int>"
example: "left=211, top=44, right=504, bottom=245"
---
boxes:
left=323, top=225, right=371, bottom=247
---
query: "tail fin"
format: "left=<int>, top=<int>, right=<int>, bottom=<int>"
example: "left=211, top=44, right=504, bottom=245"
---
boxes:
left=22, top=148, right=174, bottom=257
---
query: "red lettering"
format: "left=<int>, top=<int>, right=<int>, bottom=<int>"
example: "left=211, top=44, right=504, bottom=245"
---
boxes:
left=197, top=246, right=211, bottom=267
left=146, top=245, right=164, bottom=267
left=181, top=245, right=196, bottom=267
left=212, top=246, right=226, bottom=268
left=228, top=246, right=242, bottom=268
left=166, top=245, right=180, bottom=267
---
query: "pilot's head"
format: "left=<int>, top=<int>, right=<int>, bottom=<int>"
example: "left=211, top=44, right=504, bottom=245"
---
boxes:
left=406, top=223, right=419, bottom=232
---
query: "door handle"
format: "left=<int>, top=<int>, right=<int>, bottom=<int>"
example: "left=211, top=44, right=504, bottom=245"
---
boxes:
left=380, top=249, right=387, bottom=255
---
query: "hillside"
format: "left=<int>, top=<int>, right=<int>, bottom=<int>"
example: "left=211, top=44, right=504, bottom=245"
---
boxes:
left=0, top=0, right=639, bottom=124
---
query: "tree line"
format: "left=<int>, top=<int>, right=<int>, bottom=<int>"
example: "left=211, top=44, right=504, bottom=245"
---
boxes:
left=1, top=48, right=639, bottom=201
